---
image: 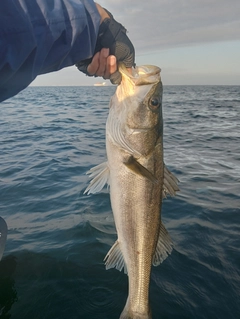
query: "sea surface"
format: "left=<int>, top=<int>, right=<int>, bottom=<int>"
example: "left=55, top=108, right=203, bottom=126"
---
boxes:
left=0, top=85, right=239, bottom=319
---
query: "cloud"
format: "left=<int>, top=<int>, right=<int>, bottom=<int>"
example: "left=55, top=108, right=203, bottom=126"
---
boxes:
left=32, top=0, right=240, bottom=86
left=100, top=0, right=240, bottom=52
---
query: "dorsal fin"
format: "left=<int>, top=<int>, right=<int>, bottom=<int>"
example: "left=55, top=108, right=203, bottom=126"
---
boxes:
left=152, top=222, right=173, bottom=266
left=162, top=165, right=180, bottom=198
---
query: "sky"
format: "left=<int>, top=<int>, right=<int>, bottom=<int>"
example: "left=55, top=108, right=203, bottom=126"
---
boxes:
left=32, top=0, right=240, bottom=86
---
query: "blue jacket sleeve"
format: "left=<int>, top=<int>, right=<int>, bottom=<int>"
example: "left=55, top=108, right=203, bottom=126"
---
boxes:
left=0, top=0, right=100, bottom=102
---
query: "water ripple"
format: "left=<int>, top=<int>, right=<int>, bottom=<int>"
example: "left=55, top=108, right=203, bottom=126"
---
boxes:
left=0, top=85, right=239, bottom=318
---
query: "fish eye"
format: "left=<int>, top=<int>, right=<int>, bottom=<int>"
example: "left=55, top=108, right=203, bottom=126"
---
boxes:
left=149, top=97, right=160, bottom=111
left=150, top=98, right=159, bottom=107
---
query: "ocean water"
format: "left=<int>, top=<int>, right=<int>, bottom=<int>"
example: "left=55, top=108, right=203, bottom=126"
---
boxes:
left=0, top=85, right=239, bottom=319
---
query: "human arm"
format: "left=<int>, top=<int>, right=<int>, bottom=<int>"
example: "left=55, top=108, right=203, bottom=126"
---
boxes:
left=0, top=0, right=100, bottom=102
left=0, top=0, right=135, bottom=103
left=76, top=4, right=135, bottom=84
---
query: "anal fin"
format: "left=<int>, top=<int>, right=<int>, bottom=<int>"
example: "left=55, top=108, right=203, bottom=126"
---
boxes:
left=104, top=240, right=127, bottom=274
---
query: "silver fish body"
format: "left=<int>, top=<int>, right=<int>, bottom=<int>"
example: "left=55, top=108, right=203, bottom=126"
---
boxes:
left=85, top=65, right=179, bottom=319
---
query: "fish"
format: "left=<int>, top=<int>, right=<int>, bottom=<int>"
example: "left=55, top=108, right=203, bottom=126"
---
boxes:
left=0, top=216, right=7, bottom=261
left=84, top=64, right=179, bottom=319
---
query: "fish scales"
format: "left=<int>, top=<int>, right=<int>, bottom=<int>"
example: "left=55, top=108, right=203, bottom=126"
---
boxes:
left=107, top=144, right=163, bottom=317
left=85, top=64, right=179, bottom=319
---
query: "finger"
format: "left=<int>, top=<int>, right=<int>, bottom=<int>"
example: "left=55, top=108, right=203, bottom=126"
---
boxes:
left=103, top=55, right=117, bottom=79
left=102, top=55, right=116, bottom=79
left=95, top=48, right=109, bottom=77
left=108, top=55, right=117, bottom=74
left=87, top=52, right=100, bottom=75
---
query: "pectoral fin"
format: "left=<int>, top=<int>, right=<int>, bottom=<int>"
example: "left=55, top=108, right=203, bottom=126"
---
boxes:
left=104, top=240, right=127, bottom=275
left=152, top=222, right=173, bottom=266
left=84, top=162, right=110, bottom=195
left=123, top=156, right=158, bottom=184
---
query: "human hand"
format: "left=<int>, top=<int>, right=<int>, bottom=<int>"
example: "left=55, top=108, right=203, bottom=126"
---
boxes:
left=86, top=48, right=117, bottom=79
left=76, top=5, right=135, bottom=84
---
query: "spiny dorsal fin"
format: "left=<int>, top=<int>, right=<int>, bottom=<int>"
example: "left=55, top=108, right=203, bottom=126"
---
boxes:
left=152, top=222, right=173, bottom=266
left=104, top=240, right=128, bottom=274
left=84, top=162, right=110, bottom=195
left=123, top=156, right=158, bottom=184
left=162, top=164, right=180, bottom=198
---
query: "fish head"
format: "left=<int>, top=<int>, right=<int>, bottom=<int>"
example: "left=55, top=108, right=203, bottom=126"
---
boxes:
left=109, top=65, right=163, bottom=156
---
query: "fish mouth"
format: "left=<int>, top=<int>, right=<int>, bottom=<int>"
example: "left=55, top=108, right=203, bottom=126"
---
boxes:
left=134, top=65, right=161, bottom=77
left=119, top=64, right=161, bottom=86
